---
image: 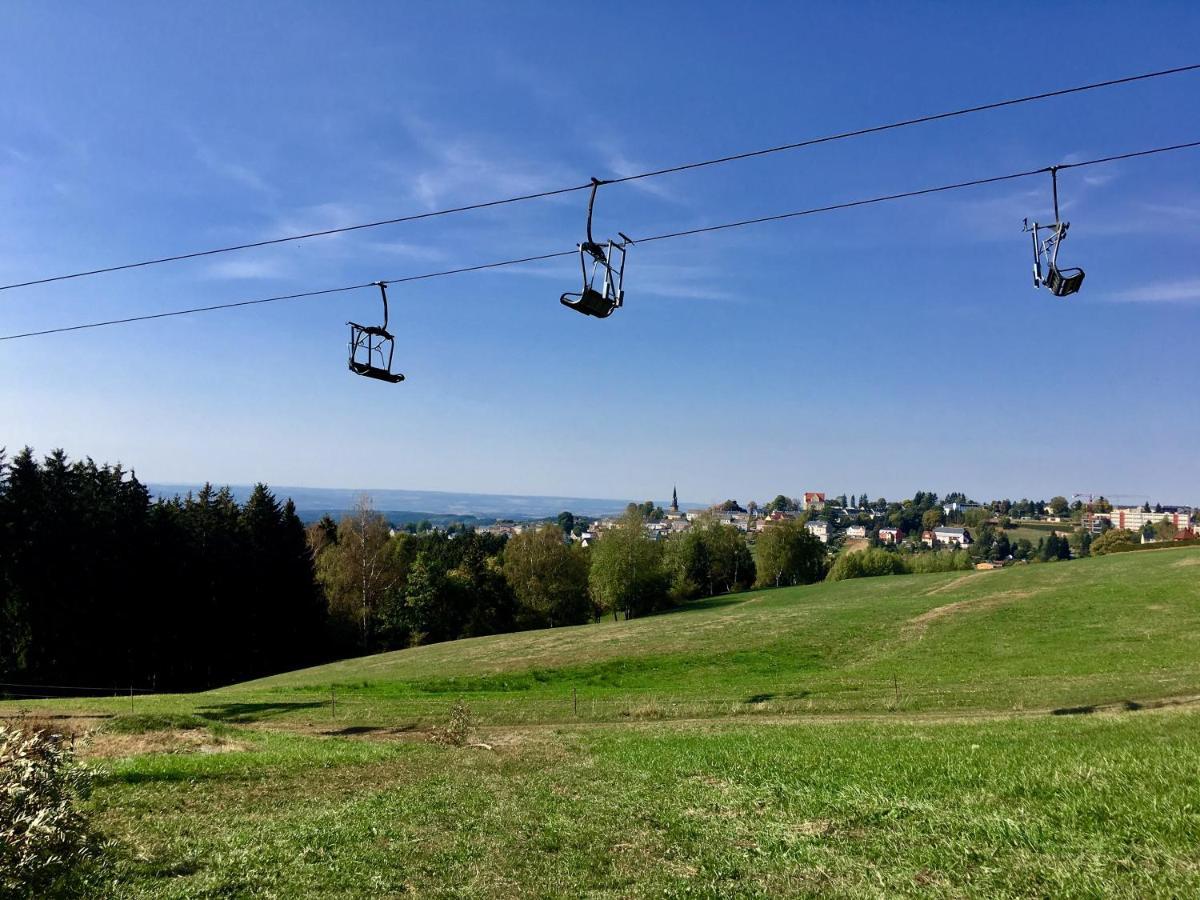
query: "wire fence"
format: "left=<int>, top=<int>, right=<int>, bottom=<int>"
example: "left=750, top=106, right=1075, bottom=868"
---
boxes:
left=6, top=674, right=1197, bottom=728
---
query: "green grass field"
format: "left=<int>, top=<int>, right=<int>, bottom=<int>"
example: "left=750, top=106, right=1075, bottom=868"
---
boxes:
left=5, top=547, right=1200, bottom=896
left=1002, top=524, right=1071, bottom=545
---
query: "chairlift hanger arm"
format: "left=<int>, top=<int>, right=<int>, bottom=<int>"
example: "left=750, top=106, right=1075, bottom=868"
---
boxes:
left=1050, top=166, right=1062, bottom=222
left=374, top=281, right=391, bottom=331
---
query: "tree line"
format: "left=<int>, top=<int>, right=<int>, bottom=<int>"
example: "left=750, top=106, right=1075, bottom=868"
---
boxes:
left=0, top=450, right=829, bottom=690
left=313, top=504, right=827, bottom=656
left=0, top=449, right=325, bottom=692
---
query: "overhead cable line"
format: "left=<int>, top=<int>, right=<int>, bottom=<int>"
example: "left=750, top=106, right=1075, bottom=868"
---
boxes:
left=603, top=63, right=1200, bottom=186
left=636, top=140, right=1200, bottom=244
left=3, top=138, right=1197, bottom=342
left=2, top=62, right=1198, bottom=294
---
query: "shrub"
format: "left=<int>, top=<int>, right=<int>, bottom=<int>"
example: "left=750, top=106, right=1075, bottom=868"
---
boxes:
left=430, top=700, right=476, bottom=747
left=827, top=548, right=908, bottom=581
left=1090, top=528, right=1138, bottom=556
left=1104, top=537, right=1200, bottom=555
left=0, top=724, right=101, bottom=898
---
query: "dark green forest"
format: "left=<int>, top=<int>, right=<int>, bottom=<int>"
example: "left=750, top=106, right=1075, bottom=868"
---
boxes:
left=0, top=448, right=325, bottom=691
left=0, top=449, right=828, bottom=693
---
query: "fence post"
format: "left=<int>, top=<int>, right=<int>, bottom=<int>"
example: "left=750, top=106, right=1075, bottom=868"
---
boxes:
left=331, top=686, right=336, bottom=720
left=893, top=674, right=900, bottom=708
left=129, top=684, right=134, bottom=715
left=573, top=687, right=578, bottom=717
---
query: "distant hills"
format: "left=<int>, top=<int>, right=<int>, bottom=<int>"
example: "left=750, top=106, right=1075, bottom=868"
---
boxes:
left=147, top=484, right=681, bottom=524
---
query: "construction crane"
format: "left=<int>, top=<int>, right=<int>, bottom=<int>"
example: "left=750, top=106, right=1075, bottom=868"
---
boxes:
left=1072, top=492, right=1149, bottom=506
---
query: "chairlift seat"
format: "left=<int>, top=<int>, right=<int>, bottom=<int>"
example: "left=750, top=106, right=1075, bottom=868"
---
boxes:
left=560, top=287, right=620, bottom=318
left=349, top=360, right=405, bottom=383
left=1046, top=266, right=1085, bottom=297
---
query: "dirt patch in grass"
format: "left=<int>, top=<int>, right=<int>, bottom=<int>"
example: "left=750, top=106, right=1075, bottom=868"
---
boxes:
left=82, top=729, right=248, bottom=759
left=922, top=572, right=988, bottom=596
left=905, top=590, right=1039, bottom=639
left=1171, top=556, right=1200, bottom=568
left=789, top=818, right=836, bottom=837
left=0, top=713, right=97, bottom=740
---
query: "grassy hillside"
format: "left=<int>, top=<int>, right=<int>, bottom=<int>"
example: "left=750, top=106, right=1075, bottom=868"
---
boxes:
left=8, top=547, right=1198, bottom=729
left=211, top=546, right=1200, bottom=725
left=6, top=547, right=1200, bottom=896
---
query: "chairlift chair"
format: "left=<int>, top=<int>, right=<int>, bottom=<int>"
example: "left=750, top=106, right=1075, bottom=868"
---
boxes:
left=1024, top=167, right=1085, bottom=298
left=560, top=178, right=632, bottom=318
left=348, top=282, right=405, bottom=383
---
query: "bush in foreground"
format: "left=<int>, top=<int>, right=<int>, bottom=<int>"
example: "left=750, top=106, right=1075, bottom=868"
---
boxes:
left=0, top=724, right=102, bottom=898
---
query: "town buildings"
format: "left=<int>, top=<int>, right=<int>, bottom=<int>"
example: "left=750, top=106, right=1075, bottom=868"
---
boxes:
left=922, top=526, right=973, bottom=548
left=1108, top=506, right=1193, bottom=533
left=805, top=520, right=830, bottom=543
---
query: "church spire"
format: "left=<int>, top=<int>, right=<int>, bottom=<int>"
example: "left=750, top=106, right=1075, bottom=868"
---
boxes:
left=671, top=485, right=678, bottom=512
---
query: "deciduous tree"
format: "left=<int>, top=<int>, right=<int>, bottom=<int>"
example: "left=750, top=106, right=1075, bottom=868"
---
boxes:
left=753, top=520, right=827, bottom=588
left=503, top=525, right=590, bottom=627
left=588, top=509, right=668, bottom=619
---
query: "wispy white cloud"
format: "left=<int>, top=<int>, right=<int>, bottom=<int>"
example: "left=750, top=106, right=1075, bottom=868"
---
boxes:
left=392, top=113, right=577, bottom=212
left=490, top=261, right=576, bottom=280
left=204, top=257, right=286, bottom=280
left=618, top=260, right=736, bottom=302
left=942, top=166, right=1200, bottom=241
left=360, top=239, right=449, bottom=262
left=488, top=51, right=568, bottom=105
left=636, top=279, right=735, bottom=301
left=193, top=142, right=274, bottom=194
left=599, top=149, right=679, bottom=202
left=1105, top=278, right=1200, bottom=305
left=266, top=202, right=363, bottom=242
left=941, top=184, right=1047, bottom=239
left=1139, top=201, right=1200, bottom=221
left=1074, top=197, right=1200, bottom=238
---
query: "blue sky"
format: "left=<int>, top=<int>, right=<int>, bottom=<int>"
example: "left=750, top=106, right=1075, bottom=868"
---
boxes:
left=2, top=1, right=1198, bottom=506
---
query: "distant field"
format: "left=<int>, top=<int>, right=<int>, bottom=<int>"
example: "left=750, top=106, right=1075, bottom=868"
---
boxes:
left=1003, top=525, right=1073, bottom=544
left=5, top=547, right=1200, bottom=896
left=1006, top=520, right=1070, bottom=533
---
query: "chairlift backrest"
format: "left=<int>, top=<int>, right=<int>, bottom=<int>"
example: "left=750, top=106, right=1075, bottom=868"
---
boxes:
left=1046, top=264, right=1085, bottom=297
